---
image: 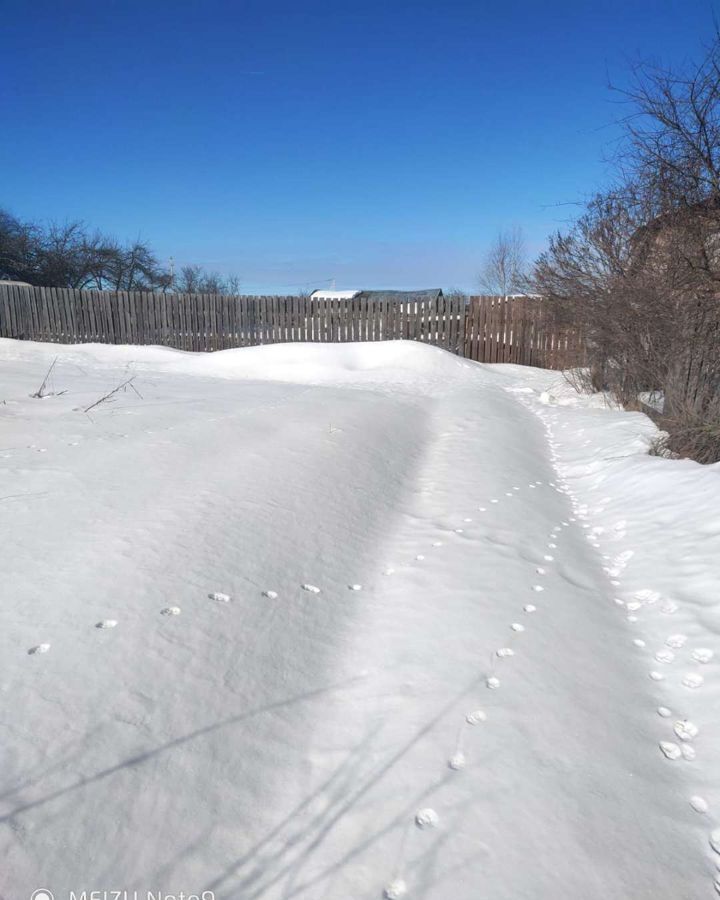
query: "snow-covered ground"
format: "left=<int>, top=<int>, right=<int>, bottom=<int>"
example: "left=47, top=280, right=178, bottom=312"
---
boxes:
left=1, top=337, right=719, bottom=900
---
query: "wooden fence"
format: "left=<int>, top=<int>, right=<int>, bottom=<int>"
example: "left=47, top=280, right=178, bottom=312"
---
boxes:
left=0, top=284, right=583, bottom=369
left=464, top=295, right=586, bottom=369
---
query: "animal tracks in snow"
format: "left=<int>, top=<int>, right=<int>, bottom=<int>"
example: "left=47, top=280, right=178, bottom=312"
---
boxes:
left=666, top=634, right=688, bottom=649
left=673, top=720, right=699, bottom=742
left=448, top=751, right=466, bottom=771
left=383, top=879, right=408, bottom=899
left=659, top=741, right=682, bottom=760
left=415, top=808, right=439, bottom=829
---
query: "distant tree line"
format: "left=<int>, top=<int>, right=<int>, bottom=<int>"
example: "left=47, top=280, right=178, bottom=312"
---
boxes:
left=0, top=209, right=239, bottom=294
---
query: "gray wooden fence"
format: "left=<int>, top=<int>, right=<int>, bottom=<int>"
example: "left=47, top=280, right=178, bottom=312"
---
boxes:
left=464, top=295, right=586, bottom=369
left=0, top=284, right=583, bottom=369
left=0, top=285, right=467, bottom=353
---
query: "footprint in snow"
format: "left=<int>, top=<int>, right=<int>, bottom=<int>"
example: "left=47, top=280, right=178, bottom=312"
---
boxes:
left=543, top=555, right=554, bottom=562
left=486, top=676, right=501, bottom=689
left=496, top=647, right=515, bottom=658
left=532, top=585, right=544, bottom=592
left=416, top=554, right=426, bottom=560
left=655, top=649, right=675, bottom=664
left=524, top=604, right=537, bottom=613
left=415, top=808, right=439, bottom=829
left=466, top=709, right=487, bottom=725
left=682, top=673, right=704, bottom=689
left=348, top=584, right=362, bottom=591
left=448, top=752, right=466, bottom=770
left=690, top=796, right=708, bottom=814
left=263, top=590, right=278, bottom=599
left=302, top=584, right=321, bottom=593
left=432, top=541, right=443, bottom=547
left=208, top=592, right=231, bottom=603
left=659, top=741, right=682, bottom=760
left=511, top=623, right=525, bottom=632
left=649, top=671, right=665, bottom=681
left=692, top=648, right=714, bottom=664
left=657, top=706, right=672, bottom=718
left=161, top=606, right=181, bottom=616
left=634, top=589, right=660, bottom=605
left=95, top=619, right=118, bottom=629
left=674, top=720, right=699, bottom=742
left=633, top=639, right=646, bottom=648
left=384, top=880, right=408, bottom=899
left=28, top=643, right=50, bottom=655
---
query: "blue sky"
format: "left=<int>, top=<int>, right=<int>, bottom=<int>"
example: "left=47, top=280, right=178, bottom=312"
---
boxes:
left=0, top=0, right=716, bottom=293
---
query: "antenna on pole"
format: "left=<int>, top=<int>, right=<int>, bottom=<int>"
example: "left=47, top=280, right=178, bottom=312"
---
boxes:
left=331, top=277, right=336, bottom=290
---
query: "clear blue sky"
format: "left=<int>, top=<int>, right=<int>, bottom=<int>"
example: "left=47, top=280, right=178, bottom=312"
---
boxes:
left=0, top=0, right=716, bottom=293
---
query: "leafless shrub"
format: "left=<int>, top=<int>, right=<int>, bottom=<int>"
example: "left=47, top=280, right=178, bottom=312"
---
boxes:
left=532, top=33, right=720, bottom=463
left=82, top=377, right=141, bottom=414
left=31, top=357, right=66, bottom=398
left=650, top=407, right=720, bottom=465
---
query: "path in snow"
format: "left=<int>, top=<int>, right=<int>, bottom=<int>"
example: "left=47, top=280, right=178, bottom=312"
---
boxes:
left=0, top=339, right=715, bottom=899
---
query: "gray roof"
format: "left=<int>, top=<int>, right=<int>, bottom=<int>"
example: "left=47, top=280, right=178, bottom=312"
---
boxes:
left=357, top=289, right=443, bottom=302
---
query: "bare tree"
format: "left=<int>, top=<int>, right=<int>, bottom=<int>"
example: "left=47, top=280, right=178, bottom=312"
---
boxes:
left=478, top=227, right=527, bottom=295
left=614, top=35, right=720, bottom=210
left=0, top=210, right=172, bottom=291
left=173, top=264, right=240, bottom=294
left=532, top=33, right=720, bottom=462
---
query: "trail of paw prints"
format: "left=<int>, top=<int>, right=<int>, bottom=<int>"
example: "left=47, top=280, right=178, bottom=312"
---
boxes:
left=383, top=807, right=441, bottom=898
left=517, top=389, right=720, bottom=882
left=381, top=579, right=537, bottom=896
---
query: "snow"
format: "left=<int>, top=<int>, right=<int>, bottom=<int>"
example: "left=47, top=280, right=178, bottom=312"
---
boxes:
left=309, top=289, right=360, bottom=300
left=1, top=337, right=720, bottom=898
